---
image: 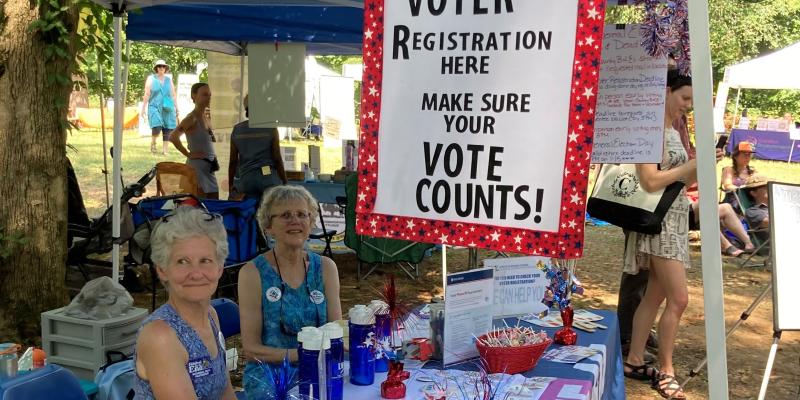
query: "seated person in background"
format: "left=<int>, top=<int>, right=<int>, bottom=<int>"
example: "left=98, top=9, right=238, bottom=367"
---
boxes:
left=689, top=200, right=755, bottom=257
left=238, top=185, right=342, bottom=399
left=720, top=141, right=756, bottom=211
left=743, top=174, right=771, bottom=243
left=228, top=94, right=287, bottom=201
left=134, top=207, right=236, bottom=400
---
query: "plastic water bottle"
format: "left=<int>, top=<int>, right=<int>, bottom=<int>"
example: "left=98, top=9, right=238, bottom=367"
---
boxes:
left=297, top=326, right=318, bottom=353
left=348, top=305, right=376, bottom=386
left=369, top=300, right=391, bottom=373
left=320, top=323, right=344, bottom=400
left=297, top=328, right=331, bottom=399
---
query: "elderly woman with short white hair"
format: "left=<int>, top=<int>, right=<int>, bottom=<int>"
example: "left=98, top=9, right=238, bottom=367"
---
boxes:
left=239, top=185, right=342, bottom=398
left=134, top=206, right=236, bottom=400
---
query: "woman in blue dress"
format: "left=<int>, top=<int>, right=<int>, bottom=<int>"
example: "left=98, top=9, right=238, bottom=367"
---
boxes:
left=238, top=185, right=342, bottom=399
left=134, top=206, right=236, bottom=399
left=141, top=59, right=178, bottom=155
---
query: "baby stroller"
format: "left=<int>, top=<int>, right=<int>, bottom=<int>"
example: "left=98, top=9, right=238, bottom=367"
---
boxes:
left=67, top=160, right=156, bottom=289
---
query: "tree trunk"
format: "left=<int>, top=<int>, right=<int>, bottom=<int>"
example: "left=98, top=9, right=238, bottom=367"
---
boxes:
left=0, top=0, right=79, bottom=343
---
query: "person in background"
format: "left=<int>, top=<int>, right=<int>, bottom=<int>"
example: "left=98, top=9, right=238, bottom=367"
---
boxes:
left=688, top=200, right=755, bottom=257
left=228, top=94, right=288, bottom=201
left=720, top=141, right=757, bottom=211
left=142, top=59, right=178, bottom=155
left=133, top=207, right=236, bottom=400
left=170, top=83, right=219, bottom=199
left=238, top=185, right=342, bottom=399
left=743, top=174, right=771, bottom=243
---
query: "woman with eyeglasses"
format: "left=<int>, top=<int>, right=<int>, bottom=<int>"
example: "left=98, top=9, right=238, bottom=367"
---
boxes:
left=133, top=206, right=236, bottom=399
left=239, top=185, right=342, bottom=398
left=170, top=82, right=220, bottom=199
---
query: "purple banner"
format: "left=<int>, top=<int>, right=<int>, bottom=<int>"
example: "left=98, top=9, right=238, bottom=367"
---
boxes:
left=728, top=129, right=800, bottom=163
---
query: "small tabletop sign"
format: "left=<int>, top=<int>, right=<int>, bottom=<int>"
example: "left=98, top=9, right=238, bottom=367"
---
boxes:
left=484, top=256, right=549, bottom=318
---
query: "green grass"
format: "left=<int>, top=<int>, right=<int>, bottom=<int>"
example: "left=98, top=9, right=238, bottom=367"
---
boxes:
left=68, top=128, right=800, bottom=218
left=67, top=128, right=343, bottom=217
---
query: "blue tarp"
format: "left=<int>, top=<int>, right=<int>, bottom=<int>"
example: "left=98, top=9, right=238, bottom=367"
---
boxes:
left=127, top=4, right=364, bottom=55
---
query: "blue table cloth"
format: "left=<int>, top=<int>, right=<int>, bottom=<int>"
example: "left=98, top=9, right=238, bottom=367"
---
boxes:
left=420, top=309, right=624, bottom=399
left=728, top=128, right=800, bottom=162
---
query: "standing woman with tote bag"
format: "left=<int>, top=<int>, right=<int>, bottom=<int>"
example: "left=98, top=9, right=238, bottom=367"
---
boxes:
left=622, top=70, right=723, bottom=399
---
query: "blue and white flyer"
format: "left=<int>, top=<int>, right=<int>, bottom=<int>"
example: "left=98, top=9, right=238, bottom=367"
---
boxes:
left=443, top=267, right=494, bottom=367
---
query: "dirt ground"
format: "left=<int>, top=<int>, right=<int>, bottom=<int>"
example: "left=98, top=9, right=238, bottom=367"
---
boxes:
left=74, top=225, right=799, bottom=399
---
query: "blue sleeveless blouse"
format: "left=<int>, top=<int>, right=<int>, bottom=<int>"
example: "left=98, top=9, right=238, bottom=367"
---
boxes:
left=242, top=251, right=327, bottom=399
left=133, top=303, right=227, bottom=400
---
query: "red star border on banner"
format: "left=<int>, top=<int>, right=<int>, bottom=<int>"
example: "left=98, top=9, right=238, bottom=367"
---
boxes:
left=355, top=0, right=606, bottom=259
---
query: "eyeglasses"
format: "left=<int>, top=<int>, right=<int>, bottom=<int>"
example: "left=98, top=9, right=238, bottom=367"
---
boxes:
left=270, top=210, right=311, bottom=222
left=161, top=210, right=221, bottom=223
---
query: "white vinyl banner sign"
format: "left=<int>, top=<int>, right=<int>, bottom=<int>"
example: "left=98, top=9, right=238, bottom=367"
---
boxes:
left=485, top=256, right=549, bottom=318
left=593, top=25, right=668, bottom=164
left=373, top=1, right=579, bottom=232
left=319, top=75, right=357, bottom=144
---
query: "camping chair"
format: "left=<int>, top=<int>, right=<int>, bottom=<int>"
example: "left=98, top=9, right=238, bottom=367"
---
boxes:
left=155, top=161, right=201, bottom=197
left=340, top=174, right=434, bottom=280
left=733, top=189, right=771, bottom=267
left=309, top=205, right=337, bottom=258
left=130, top=195, right=262, bottom=309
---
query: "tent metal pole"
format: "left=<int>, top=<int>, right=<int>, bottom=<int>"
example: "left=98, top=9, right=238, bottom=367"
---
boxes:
left=111, top=11, right=124, bottom=282
left=732, top=87, right=741, bottom=129
left=688, top=0, right=730, bottom=397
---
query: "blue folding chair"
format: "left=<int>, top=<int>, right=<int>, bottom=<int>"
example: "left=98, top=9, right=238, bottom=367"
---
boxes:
left=211, top=297, right=241, bottom=338
left=0, top=365, right=87, bottom=400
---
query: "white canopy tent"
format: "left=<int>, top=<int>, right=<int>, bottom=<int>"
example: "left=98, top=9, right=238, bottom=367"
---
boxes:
left=713, top=41, right=800, bottom=132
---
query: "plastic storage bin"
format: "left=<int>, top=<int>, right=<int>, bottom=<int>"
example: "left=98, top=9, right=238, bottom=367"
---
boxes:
left=41, top=307, right=147, bottom=380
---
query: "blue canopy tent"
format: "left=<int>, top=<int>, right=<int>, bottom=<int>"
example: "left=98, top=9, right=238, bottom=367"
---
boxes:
left=127, top=4, right=364, bottom=55
left=89, top=0, right=364, bottom=283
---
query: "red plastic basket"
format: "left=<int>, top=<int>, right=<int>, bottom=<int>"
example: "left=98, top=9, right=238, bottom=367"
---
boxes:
left=475, top=330, right=552, bottom=374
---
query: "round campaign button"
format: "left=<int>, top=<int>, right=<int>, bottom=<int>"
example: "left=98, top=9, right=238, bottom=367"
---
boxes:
left=309, top=290, right=325, bottom=305
left=265, top=286, right=282, bottom=302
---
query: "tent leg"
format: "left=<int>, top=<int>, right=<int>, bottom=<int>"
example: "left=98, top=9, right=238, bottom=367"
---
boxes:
left=111, top=12, right=124, bottom=282
left=688, top=0, right=730, bottom=397
left=732, top=88, right=741, bottom=129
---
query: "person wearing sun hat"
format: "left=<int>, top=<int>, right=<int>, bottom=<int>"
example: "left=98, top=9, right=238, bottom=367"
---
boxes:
left=142, top=59, right=179, bottom=155
left=720, top=141, right=756, bottom=210
left=743, top=174, right=771, bottom=236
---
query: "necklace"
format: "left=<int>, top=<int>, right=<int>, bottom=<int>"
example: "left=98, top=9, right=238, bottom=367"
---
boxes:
left=273, top=248, right=308, bottom=287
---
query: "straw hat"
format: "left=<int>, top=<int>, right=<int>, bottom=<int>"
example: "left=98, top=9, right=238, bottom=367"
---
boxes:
left=153, top=59, right=169, bottom=72
left=743, top=174, right=769, bottom=190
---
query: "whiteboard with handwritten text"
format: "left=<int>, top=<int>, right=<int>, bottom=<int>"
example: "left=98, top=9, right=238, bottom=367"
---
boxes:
left=769, top=182, right=800, bottom=331
left=593, top=25, right=667, bottom=164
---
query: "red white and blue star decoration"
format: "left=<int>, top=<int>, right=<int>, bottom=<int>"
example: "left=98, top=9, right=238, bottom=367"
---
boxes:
left=355, top=0, right=606, bottom=259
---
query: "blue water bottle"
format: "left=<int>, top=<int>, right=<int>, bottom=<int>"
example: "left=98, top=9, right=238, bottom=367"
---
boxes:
left=298, top=328, right=331, bottom=399
left=348, top=305, right=376, bottom=386
left=370, top=300, right=392, bottom=373
left=321, top=323, right=344, bottom=400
